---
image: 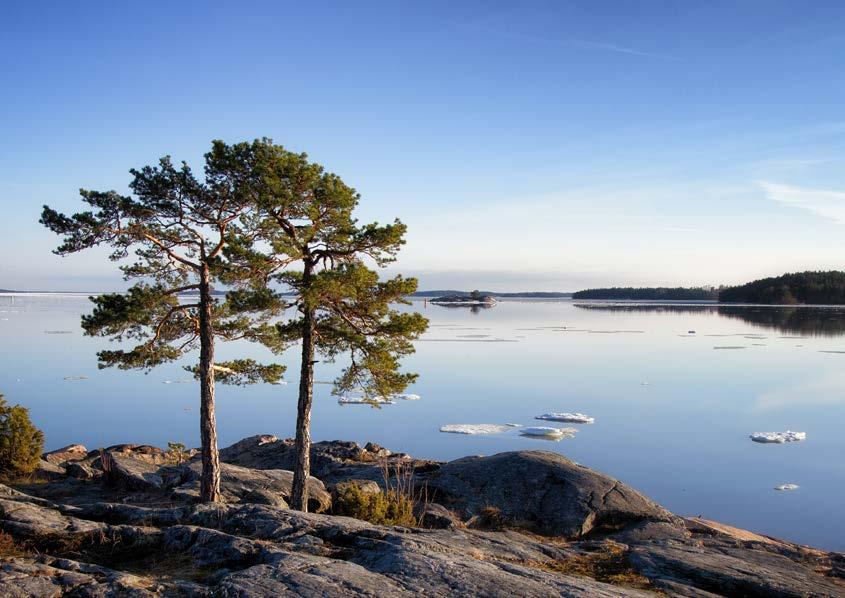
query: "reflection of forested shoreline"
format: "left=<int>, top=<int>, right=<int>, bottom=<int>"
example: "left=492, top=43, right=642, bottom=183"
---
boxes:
left=574, top=303, right=845, bottom=336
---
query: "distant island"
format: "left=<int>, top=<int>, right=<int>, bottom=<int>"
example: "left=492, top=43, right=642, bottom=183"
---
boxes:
left=572, top=286, right=719, bottom=301
left=430, top=291, right=498, bottom=306
left=719, top=271, right=845, bottom=304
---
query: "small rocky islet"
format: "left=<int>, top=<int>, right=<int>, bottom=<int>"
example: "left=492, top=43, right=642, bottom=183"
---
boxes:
left=429, top=293, right=498, bottom=306
left=1, top=436, right=842, bottom=597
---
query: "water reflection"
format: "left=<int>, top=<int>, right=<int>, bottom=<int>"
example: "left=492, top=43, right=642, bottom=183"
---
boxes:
left=430, top=303, right=494, bottom=314
left=574, top=303, right=845, bottom=337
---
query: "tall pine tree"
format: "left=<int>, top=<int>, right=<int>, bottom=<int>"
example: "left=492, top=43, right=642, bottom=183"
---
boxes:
left=228, top=139, right=428, bottom=511
left=40, top=141, right=286, bottom=502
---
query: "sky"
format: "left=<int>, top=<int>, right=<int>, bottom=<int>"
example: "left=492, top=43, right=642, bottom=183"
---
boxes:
left=3, top=0, right=845, bottom=292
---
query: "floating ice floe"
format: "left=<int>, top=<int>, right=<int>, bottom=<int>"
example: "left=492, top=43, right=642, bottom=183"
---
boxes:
left=750, top=431, right=806, bottom=444
left=163, top=379, right=192, bottom=384
left=395, top=393, right=420, bottom=401
left=535, top=412, right=594, bottom=424
left=440, top=424, right=512, bottom=435
left=338, top=395, right=396, bottom=405
left=775, top=483, right=799, bottom=491
left=63, top=376, right=88, bottom=381
left=520, top=426, right=577, bottom=438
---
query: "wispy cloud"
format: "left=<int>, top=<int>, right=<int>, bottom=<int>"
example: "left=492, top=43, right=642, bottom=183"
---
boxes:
left=456, top=19, right=680, bottom=62
left=758, top=180, right=845, bottom=223
left=569, top=39, right=680, bottom=61
left=748, top=158, right=832, bottom=171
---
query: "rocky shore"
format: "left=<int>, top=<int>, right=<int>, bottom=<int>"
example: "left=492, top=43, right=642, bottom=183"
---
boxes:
left=1, top=436, right=842, bottom=596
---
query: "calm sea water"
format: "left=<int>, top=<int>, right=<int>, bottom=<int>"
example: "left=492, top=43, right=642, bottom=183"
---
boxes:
left=1, top=294, right=844, bottom=550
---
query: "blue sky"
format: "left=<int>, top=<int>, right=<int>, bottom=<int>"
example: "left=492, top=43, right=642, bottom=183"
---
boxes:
left=3, top=1, right=845, bottom=291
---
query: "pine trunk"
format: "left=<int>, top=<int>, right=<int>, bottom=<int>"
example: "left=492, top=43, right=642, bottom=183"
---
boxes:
left=291, top=264, right=316, bottom=512
left=198, top=265, right=222, bottom=503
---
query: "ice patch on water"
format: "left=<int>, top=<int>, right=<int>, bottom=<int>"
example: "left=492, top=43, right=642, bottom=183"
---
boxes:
left=750, top=431, right=806, bottom=444
left=63, top=376, right=88, bottom=381
left=440, top=424, right=511, bottom=435
left=775, top=483, right=799, bottom=491
left=395, top=393, right=420, bottom=401
left=163, top=379, right=193, bottom=384
left=535, top=412, right=594, bottom=424
left=339, top=395, right=396, bottom=405
left=520, top=426, right=578, bottom=438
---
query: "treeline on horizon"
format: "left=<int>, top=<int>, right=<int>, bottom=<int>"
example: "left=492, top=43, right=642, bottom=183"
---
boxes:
left=572, top=286, right=719, bottom=300
left=719, top=271, right=845, bottom=304
left=574, top=271, right=845, bottom=304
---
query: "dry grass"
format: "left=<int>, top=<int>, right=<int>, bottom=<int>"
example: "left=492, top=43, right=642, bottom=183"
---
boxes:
left=541, top=541, right=655, bottom=591
left=0, top=530, right=28, bottom=557
left=118, top=552, right=218, bottom=583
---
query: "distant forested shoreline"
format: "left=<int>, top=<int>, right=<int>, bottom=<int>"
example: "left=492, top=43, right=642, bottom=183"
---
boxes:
left=572, top=287, right=719, bottom=301
left=719, top=271, right=845, bottom=304
left=573, top=271, right=845, bottom=304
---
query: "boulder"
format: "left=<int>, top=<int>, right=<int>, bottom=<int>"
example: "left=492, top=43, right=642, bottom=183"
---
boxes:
left=174, top=461, right=331, bottom=512
left=31, top=459, right=66, bottom=481
left=242, top=489, right=289, bottom=507
left=363, top=442, right=392, bottom=458
left=416, top=502, right=461, bottom=529
left=426, top=451, right=675, bottom=538
left=105, top=454, right=165, bottom=491
left=219, top=435, right=435, bottom=486
left=42, top=444, right=88, bottom=465
left=103, top=443, right=168, bottom=464
left=65, top=462, right=98, bottom=480
left=628, top=540, right=845, bottom=597
left=220, top=435, right=365, bottom=476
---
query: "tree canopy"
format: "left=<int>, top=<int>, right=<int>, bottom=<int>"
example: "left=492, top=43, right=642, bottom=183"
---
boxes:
left=40, top=141, right=289, bottom=501
left=223, top=138, right=428, bottom=510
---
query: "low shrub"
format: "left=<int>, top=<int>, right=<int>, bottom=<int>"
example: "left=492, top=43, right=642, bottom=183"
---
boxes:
left=0, top=393, right=44, bottom=476
left=333, top=484, right=416, bottom=527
